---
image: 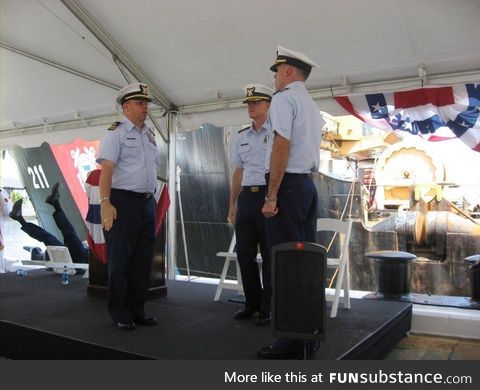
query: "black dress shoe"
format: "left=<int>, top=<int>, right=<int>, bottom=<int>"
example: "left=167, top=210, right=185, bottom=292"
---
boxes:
left=9, top=199, right=23, bottom=221
left=255, top=314, right=271, bottom=326
left=257, top=346, right=297, bottom=359
left=234, top=307, right=259, bottom=320
left=133, top=314, right=158, bottom=326
left=45, top=182, right=60, bottom=205
left=116, top=320, right=136, bottom=331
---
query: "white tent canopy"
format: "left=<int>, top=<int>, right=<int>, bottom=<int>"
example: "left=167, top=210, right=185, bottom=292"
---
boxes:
left=2, top=0, right=480, bottom=148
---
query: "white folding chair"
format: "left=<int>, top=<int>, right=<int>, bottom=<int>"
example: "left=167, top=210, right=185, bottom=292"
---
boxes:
left=213, top=232, right=263, bottom=301
left=316, top=218, right=353, bottom=318
left=45, top=245, right=77, bottom=276
left=213, top=233, right=243, bottom=301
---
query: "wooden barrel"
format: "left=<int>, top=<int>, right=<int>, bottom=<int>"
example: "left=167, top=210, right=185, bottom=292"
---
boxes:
left=372, top=211, right=480, bottom=256
left=425, top=211, right=480, bottom=256
left=370, top=211, right=423, bottom=246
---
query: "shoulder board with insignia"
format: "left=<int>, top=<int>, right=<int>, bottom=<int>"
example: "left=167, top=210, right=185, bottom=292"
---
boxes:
left=273, top=87, right=289, bottom=96
left=238, top=126, right=250, bottom=134
left=108, top=121, right=121, bottom=131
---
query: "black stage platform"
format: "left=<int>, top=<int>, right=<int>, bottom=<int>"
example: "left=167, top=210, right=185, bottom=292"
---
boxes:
left=0, top=271, right=411, bottom=359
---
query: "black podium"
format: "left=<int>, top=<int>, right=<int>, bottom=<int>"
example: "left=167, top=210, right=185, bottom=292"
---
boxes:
left=87, top=226, right=167, bottom=299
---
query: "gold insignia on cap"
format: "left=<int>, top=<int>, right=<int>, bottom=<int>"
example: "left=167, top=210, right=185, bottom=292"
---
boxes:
left=246, top=87, right=255, bottom=97
left=140, top=84, right=149, bottom=95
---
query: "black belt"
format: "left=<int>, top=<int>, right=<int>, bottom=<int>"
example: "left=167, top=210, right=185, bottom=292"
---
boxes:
left=242, top=185, right=266, bottom=193
left=265, top=172, right=313, bottom=180
left=111, top=188, right=153, bottom=199
left=286, top=172, right=313, bottom=179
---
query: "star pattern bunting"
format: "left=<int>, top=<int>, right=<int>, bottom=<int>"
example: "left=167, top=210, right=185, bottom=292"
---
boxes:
left=335, top=83, right=480, bottom=152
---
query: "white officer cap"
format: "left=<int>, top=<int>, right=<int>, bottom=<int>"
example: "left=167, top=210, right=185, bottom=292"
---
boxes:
left=242, top=83, right=274, bottom=103
left=270, top=45, right=319, bottom=73
left=116, top=83, right=152, bottom=105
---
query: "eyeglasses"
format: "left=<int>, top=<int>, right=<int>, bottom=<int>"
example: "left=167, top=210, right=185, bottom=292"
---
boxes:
left=129, top=100, right=150, bottom=107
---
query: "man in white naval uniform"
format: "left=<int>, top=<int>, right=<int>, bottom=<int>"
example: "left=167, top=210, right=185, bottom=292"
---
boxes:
left=228, top=84, right=273, bottom=325
left=258, top=46, right=323, bottom=359
left=97, top=83, right=162, bottom=331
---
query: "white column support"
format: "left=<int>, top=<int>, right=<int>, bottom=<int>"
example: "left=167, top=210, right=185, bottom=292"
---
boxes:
left=167, top=111, right=178, bottom=279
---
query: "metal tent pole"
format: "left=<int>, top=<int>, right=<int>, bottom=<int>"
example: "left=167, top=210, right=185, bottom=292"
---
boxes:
left=167, top=111, right=177, bottom=279
left=176, top=165, right=191, bottom=280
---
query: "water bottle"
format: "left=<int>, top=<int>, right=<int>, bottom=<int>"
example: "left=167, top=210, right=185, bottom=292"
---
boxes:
left=62, top=265, right=69, bottom=285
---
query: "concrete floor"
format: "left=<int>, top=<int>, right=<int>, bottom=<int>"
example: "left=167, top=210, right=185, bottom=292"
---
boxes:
left=384, top=333, right=480, bottom=360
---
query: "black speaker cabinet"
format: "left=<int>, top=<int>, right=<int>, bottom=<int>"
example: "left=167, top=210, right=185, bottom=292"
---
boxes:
left=271, top=241, right=327, bottom=340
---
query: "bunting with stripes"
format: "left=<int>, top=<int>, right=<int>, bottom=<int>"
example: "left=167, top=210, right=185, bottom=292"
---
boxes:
left=335, top=82, right=480, bottom=152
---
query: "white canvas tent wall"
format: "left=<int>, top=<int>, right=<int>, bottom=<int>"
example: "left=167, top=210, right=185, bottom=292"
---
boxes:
left=2, top=0, right=480, bottom=276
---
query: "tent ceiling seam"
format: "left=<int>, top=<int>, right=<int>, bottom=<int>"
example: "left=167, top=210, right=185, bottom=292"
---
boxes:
left=61, top=0, right=174, bottom=111
left=0, top=41, right=122, bottom=90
